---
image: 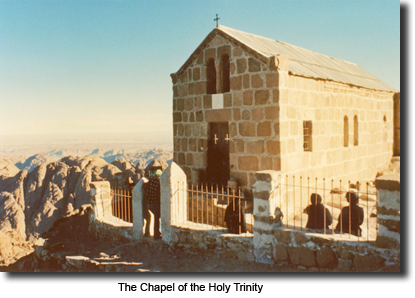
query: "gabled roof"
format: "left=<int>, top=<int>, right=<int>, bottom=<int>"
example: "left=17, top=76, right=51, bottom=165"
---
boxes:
left=174, top=25, right=397, bottom=93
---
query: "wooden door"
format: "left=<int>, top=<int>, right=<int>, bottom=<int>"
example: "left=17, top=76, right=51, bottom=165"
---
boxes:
left=207, top=122, right=230, bottom=186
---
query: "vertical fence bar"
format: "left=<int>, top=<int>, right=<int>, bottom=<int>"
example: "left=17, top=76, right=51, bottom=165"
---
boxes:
left=315, top=178, right=318, bottom=233
left=206, top=184, right=209, bottom=227
left=127, top=188, right=130, bottom=223
left=330, top=179, right=334, bottom=236
left=339, top=180, right=342, bottom=236
left=216, top=185, right=219, bottom=230
left=307, top=177, right=310, bottom=230
left=122, top=188, right=125, bottom=222
left=367, top=182, right=370, bottom=242
left=323, top=178, right=326, bottom=235
left=202, top=183, right=204, bottom=225
left=221, top=185, right=229, bottom=230
left=300, top=176, right=303, bottom=230
left=293, top=175, right=296, bottom=229
left=219, top=184, right=223, bottom=231
left=279, top=175, right=282, bottom=213
left=211, top=184, right=214, bottom=228
left=196, top=185, right=199, bottom=223
left=348, top=181, right=351, bottom=239
left=286, top=175, right=288, bottom=226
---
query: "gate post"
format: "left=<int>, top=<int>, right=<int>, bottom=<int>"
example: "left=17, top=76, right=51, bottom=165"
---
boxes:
left=252, top=170, right=282, bottom=264
left=132, top=180, right=145, bottom=241
left=160, top=162, right=187, bottom=244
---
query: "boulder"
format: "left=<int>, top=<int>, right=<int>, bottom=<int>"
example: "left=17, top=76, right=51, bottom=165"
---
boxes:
left=316, top=246, right=338, bottom=268
left=287, top=246, right=316, bottom=267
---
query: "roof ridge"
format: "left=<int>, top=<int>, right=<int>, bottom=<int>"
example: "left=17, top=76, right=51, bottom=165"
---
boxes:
left=218, top=25, right=358, bottom=66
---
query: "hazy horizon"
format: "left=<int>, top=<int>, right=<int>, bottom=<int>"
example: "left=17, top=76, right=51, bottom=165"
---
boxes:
left=0, top=0, right=399, bottom=139
left=0, top=130, right=173, bottom=158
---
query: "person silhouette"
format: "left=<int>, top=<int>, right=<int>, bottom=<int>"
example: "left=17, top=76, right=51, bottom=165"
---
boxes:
left=303, top=193, right=332, bottom=229
left=335, top=191, right=364, bottom=236
left=224, top=198, right=247, bottom=234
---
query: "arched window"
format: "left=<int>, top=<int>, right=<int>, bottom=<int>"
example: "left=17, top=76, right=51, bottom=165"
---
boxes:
left=383, top=115, right=387, bottom=142
left=344, top=116, right=349, bottom=147
left=221, top=54, right=230, bottom=93
left=353, top=115, right=358, bottom=146
left=206, top=58, right=216, bottom=94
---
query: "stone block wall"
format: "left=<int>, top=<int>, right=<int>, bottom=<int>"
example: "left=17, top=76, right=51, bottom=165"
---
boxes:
left=89, top=181, right=133, bottom=242
left=168, top=226, right=255, bottom=262
left=272, top=228, right=399, bottom=272
left=171, top=34, right=282, bottom=189
left=279, top=73, right=395, bottom=182
left=172, top=30, right=396, bottom=192
left=375, top=175, right=400, bottom=249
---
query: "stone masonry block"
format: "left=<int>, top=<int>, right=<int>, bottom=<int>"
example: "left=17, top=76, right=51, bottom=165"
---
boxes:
left=264, top=106, right=278, bottom=120
left=248, top=57, right=261, bottom=72
left=266, top=140, right=280, bottom=155
left=247, top=140, right=264, bottom=154
left=238, top=156, right=258, bottom=171
left=251, top=74, right=264, bottom=88
left=243, top=74, right=250, bottom=89
left=274, top=229, right=292, bottom=244
left=254, top=90, right=270, bottom=105
left=243, top=90, right=253, bottom=105
left=273, top=243, right=288, bottom=261
left=239, top=122, right=256, bottom=136
left=254, top=170, right=279, bottom=183
left=375, top=175, right=400, bottom=191
left=242, top=110, right=251, bottom=120
left=230, top=76, right=243, bottom=91
left=257, top=122, right=272, bottom=136
left=287, top=246, right=317, bottom=267
left=353, top=253, right=386, bottom=272
left=233, top=48, right=243, bottom=57
left=266, top=73, right=278, bottom=88
left=237, top=58, right=247, bottom=74
left=251, top=108, right=264, bottom=121
left=316, top=246, right=338, bottom=268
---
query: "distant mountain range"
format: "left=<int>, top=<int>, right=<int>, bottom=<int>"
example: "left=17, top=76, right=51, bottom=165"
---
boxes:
left=4, top=147, right=172, bottom=173
left=0, top=147, right=172, bottom=265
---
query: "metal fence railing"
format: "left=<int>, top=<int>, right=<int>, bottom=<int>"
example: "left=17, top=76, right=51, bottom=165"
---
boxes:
left=276, top=175, right=377, bottom=242
left=173, top=182, right=253, bottom=237
left=110, top=186, right=133, bottom=223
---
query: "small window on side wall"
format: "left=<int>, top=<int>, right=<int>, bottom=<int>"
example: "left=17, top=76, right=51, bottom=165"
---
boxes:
left=353, top=115, right=358, bottom=146
left=344, top=116, right=349, bottom=147
left=303, top=121, right=312, bottom=152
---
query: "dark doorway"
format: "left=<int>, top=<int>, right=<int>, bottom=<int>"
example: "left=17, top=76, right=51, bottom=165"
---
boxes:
left=207, top=122, right=230, bottom=186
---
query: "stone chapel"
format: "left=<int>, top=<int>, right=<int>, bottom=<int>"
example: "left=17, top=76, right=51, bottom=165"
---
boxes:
left=170, top=25, right=399, bottom=191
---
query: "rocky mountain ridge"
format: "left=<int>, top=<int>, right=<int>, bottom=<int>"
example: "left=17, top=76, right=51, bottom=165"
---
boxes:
left=0, top=149, right=172, bottom=266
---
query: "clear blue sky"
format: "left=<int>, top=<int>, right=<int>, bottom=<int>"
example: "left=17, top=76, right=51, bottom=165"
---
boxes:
left=0, top=0, right=400, bottom=138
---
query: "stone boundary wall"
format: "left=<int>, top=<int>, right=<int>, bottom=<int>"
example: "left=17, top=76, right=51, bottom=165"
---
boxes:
left=252, top=169, right=400, bottom=271
left=89, top=181, right=133, bottom=242
left=169, top=225, right=255, bottom=262
left=375, top=174, right=400, bottom=249
left=271, top=228, right=400, bottom=272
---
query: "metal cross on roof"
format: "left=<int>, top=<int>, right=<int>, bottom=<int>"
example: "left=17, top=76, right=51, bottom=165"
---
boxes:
left=214, top=14, right=220, bottom=27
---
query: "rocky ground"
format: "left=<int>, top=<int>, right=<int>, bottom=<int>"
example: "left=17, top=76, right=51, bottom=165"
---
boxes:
left=0, top=208, right=297, bottom=272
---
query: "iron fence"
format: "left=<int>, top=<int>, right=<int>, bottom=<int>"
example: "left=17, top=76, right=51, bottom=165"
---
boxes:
left=276, top=175, right=377, bottom=242
left=173, top=182, right=253, bottom=237
left=110, top=186, right=133, bottom=223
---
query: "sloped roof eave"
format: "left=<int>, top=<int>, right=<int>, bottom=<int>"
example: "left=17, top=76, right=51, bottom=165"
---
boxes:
left=173, top=28, right=270, bottom=78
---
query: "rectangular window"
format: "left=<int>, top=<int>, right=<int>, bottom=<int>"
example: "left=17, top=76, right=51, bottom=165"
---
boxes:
left=303, top=121, right=312, bottom=152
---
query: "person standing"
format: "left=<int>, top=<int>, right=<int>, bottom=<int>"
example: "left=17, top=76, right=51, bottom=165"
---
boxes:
left=145, top=169, right=162, bottom=240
